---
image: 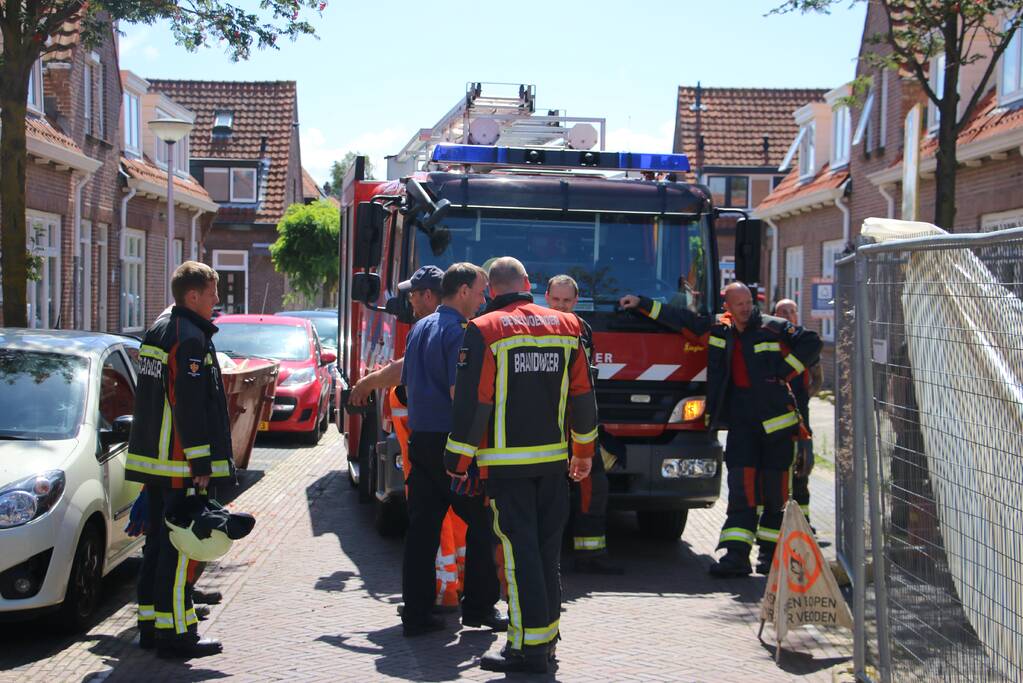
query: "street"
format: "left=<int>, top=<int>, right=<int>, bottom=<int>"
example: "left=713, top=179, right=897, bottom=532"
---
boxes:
left=0, top=404, right=850, bottom=683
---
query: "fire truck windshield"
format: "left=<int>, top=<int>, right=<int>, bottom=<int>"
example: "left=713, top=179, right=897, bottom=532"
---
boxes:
left=413, top=208, right=711, bottom=313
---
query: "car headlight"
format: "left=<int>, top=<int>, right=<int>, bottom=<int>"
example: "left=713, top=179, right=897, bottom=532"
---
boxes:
left=668, top=397, right=705, bottom=423
left=280, top=367, right=316, bottom=387
left=0, top=470, right=66, bottom=529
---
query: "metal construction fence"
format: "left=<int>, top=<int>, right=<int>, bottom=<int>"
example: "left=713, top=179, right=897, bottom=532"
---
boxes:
left=835, top=225, right=1023, bottom=682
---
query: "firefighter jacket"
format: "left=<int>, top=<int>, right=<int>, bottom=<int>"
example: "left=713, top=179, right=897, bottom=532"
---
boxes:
left=127, top=306, right=234, bottom=488
left=635, top=297, right=821, bottom=437
left=444, top=293, right=599, bottom=478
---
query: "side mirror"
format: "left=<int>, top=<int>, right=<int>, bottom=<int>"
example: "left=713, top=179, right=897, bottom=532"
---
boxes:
left=385, top=295, right=415, bottom=325
left=100, top=414, right=133, bottom=449
left=320, top=350, right=337, bottom=365
left=404, top=178, right=451, bottom=229
left=351, top=272, right=381, bottom=305
left=353, top=201, right=386, bottom=269
left=734, top=218, right=763, bottom=287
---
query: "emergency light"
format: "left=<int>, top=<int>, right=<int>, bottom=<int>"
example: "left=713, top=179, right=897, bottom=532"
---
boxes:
left=431, top=144, right=691, bottom=173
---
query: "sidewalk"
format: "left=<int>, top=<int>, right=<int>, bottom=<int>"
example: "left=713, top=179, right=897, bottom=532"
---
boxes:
left=1, top=426, right=851, bottom=682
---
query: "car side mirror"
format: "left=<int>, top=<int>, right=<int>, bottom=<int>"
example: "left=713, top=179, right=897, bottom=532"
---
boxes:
left=100, top=414, right=133, bottom=449
left=385, top=295, right=415, bottom=325
left=351, top=272, right=381, bottom=305
left=320, top=350, right=337, bottom=365
left=735, top=218, right=763, bottom=287
left=353, top=201, right=386, bottom=269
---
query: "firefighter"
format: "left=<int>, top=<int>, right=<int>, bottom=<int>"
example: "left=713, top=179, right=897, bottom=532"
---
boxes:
left=619, top=282, right=821, bottom=578
left=128, top=261, right=234, bottom=659
left=446, top=257, right=598, bottom=673
left=545, top=275, right=623, bottom=575
left=772, top=299, right=823, bottom=534
left=400, top=263, right=504, bottom=637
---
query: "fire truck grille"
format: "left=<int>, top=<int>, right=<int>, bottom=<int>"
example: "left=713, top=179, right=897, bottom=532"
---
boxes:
left=594, top=380, right=694, bottom=424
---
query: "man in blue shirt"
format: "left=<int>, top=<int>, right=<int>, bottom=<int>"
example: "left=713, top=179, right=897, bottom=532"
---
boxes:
left=400, top=262, right=505, bottom=637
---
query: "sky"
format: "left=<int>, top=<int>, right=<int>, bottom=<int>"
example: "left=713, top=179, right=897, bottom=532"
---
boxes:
left=119, top=0, right=867, bottom=187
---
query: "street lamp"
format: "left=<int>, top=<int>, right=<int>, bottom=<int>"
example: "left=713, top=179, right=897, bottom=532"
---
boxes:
left=149, top=117, right=194, bottom=306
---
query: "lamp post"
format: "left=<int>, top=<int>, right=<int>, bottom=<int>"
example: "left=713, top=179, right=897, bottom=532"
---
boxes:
left=148, top=117, right=194, bottom=306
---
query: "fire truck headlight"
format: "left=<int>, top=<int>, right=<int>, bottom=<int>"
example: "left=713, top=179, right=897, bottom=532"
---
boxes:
left=661, top=458, right=718, bottom=479
left=668, top=397, right=705, bottom=423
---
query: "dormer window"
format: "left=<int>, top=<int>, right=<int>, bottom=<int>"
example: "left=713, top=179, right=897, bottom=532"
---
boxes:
left=798, top=122, right=815, bottom=179
left=27, top=59, right=44, bottom=114
left=831, top=104, right=851, bottom=168
left=213, top=110, right=234, bottom=136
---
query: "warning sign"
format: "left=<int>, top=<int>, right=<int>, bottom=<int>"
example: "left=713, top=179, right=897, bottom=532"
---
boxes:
left=759, top=500, right=853, bottom=658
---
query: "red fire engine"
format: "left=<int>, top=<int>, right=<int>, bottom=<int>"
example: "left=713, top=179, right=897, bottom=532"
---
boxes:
left=335, top=92, right=761, bottom=538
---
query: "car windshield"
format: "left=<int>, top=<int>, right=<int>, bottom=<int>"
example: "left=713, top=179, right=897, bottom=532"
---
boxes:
left=215, top=323, right=311, bottom=362
left=414, top=208, right=711, bottom=313
left=0, top=349, right=90, bottom=440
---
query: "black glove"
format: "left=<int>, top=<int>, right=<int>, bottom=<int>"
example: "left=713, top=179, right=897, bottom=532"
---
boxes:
left=794, top=439, right=814, bottom=478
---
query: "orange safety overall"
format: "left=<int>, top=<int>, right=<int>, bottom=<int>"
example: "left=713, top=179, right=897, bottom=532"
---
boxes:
left=388, top=387, right=466, bottom=608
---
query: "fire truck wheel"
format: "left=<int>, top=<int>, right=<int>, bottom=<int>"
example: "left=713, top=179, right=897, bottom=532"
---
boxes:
left=375, top=496, right=407, bottom=537
left=636, top=509, right=688, bottom=541
left=357, top=414, right=377, bottom=504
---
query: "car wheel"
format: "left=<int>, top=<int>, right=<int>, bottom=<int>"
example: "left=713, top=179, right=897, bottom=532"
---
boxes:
left=319, top=401, right=329, bottom=433
left=636, top=509, right=689, bottom=541
left=301, top=402, right=323, bottom=445
left=58, top=523, right=104, bottom=631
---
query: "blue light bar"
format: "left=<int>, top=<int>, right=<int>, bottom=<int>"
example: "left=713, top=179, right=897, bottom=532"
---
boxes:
left=430, top=144, right=690, bottom=173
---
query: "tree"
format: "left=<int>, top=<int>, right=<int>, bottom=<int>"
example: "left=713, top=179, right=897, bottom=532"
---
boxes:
left=270, top=200, right=340, bottom=307
left=774, top=1, right=1023, bottom=230
left=326, top=151, right=374, bottom=196
left=1, top=1, right=327, bottom=327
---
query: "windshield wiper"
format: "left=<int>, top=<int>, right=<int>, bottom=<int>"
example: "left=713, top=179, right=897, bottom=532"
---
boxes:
left=0, top=434, right=34, bottom=441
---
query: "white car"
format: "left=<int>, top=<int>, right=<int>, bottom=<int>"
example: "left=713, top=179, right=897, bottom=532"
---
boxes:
left=0, top=329, right=144, bottom=629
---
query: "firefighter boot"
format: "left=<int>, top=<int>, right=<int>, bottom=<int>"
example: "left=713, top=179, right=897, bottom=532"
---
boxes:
left=574, top=554, right=625, bottom=575
left=191, top=588, right=222, bottom=605
left=156, top=634, right=223, bottom=660
left=138, top=623, right=155, bottom=650
left=756, top=549, right=775, bottom=576
left=708, top=548, right=753, bottom=578
left=480, top=645, right=549, bottom=674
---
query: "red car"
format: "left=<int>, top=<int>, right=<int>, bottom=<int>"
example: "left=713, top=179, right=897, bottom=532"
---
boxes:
left=214, top=314, right=335, bottom=444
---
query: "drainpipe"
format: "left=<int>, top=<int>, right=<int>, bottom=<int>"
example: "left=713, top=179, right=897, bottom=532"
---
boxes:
left=190, top=210, right=203, bottom=261
left=836, top=191, right=851, bottom=247
left=119, top=172, right=137, bottom=331
left=765, top=218, right=780, bottom=305
left=71, top=171, right=93, bottom=329
left=877, top=183, right=895, bottom=219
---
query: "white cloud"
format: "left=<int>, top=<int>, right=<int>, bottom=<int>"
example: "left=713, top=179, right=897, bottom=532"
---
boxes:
left=604, top=119, right=675, bottom=154
left=300, top=126, right=408, bottom=186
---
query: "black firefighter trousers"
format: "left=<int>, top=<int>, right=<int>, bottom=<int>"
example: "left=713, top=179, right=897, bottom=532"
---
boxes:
left=571, top=448, right=608, bottom=556
left=718, top=418, right=795, bottom=563
left=487, top=472, right=569, bottom=655
left=137, top=486, right=201, bottom=640
left=402, top=431, right=499, bottom=626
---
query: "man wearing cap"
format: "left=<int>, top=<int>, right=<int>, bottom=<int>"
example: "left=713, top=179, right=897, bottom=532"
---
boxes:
left=400, top=262, right=505, bottom=637
left=348, top=265, right=445, bottom=406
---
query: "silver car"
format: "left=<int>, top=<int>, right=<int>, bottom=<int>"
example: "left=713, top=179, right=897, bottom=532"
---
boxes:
left=0, top=329, right=143, bottom=629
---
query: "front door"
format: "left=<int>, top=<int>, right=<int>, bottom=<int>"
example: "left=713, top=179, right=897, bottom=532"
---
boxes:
left=219, top=270, right=247, bottom=315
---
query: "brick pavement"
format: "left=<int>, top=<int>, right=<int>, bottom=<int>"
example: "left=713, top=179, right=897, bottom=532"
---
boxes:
left=1, top=423, right=852, bottom=682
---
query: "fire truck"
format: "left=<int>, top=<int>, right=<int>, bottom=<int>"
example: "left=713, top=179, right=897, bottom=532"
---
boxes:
left=335, top=84, right=762, bottom=537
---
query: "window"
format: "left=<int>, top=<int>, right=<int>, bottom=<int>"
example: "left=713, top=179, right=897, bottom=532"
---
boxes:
left=27, top=60, right=44, bottom=113
left=785, top=246, right=803, bottom=323
left=231, top=168, right=258, bottom=202
left=85, top=52, right=104, bottom=138
left=123, top=91, right=141, bottom=155
left=173, top=239, right=184, bottom=271
left=820, top=240, right=844, bottom=342
left=213, top=110, right=234, bottom=135
left=707, top=175, right=749, bottom=208
left=80, top=221, right=92, bottom=330
left=97, top=224, right=109, bottom=332
left=26, top=212, right=62, bottom=329
left=122, top=229, right=145, bottom=331
left=928, top=53, right=946, bottom=131
left=853, top=89, right=875, bottom=149
left=798, top=123, right=815, bottom=179
left=1001, top=19, right=1023, bottom=104
left=831, top=105, right=851, bottom=167
left=204, top=168, right=230, bottom=202
left=83, top=62, right=93, bottom=135
left=99, top=350, right=135, bottom=431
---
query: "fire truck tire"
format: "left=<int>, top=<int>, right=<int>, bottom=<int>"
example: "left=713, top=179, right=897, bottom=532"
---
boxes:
left=636, top=509, right=688, bottom=541
left=357, top=414, right=378, bottom=504
left=375, top=496, right=407, bottom=537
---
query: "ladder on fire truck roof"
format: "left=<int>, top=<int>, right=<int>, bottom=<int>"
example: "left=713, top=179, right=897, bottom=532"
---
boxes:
left=386, top=82, right=606, bottom=179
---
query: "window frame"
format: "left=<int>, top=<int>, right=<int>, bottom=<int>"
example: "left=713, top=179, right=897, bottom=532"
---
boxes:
left=706, top=175, right=750, bottom=209
left=879, top=69, right=889, bottom=148
left=820, top=239, right=844, bottom=342
left=230, top=167, right=258, bottom=203
left=798, top=123, right=816, bottom=180
left=26, top=211, right=62, bottom=330
left=785, top=245, right=804, bottom=324
left=122, top=228, right=146, bottom=332
left=1000, top=17, right=1023, bottom=105
left=26, top=59, right=44, bottom=114
left=203, top=167, right=230, bottom=202
left=831, top=104, right=851, bottom=168
left=928, top=53, right=946, bottom=132
left=123, top=90, right=141, bottom=156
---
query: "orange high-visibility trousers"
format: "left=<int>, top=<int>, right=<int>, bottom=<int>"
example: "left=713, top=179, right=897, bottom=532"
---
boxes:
left=388, top=388, right=467, bottom=608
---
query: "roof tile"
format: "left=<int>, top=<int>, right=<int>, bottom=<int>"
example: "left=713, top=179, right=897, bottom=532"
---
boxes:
left=122, top=155, right=214, bottom=205
left=756, top=164, right=849, bottom=212
left=26, top=114, right=85, bottom=155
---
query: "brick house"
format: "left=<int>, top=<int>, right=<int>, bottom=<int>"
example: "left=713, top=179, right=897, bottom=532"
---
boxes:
left=755, top=3, right=1023, bottom=384
left=673, top=85, right=826, bottom=286
left=119, top=70, right=218, bottom=333
left=145, top=79, right=305, bottom=315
